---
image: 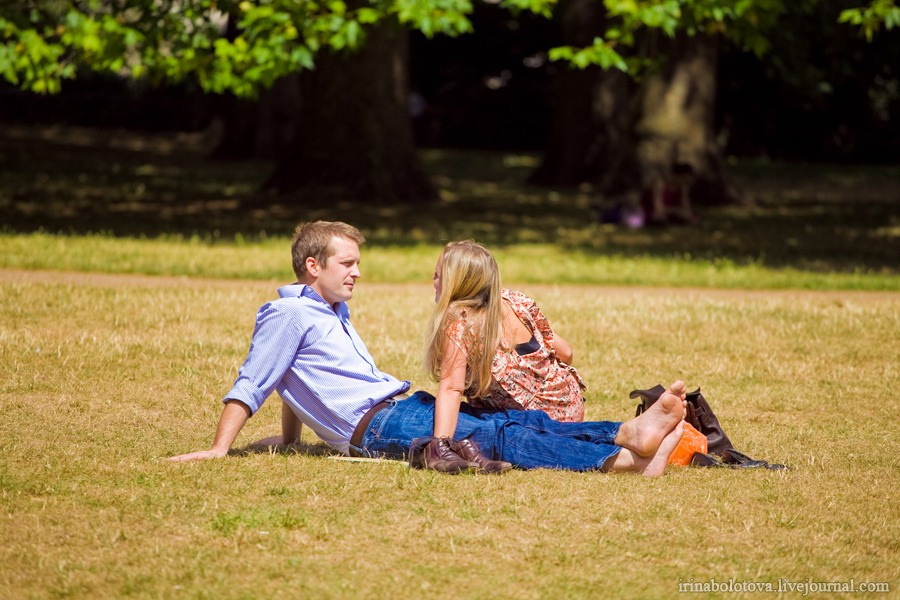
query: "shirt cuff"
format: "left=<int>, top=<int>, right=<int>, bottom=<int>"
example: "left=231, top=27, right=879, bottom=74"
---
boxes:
left=222, top=379, right=267, bottom=415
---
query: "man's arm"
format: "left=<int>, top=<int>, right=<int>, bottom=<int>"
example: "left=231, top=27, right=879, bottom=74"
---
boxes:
left=250, top=401, right=302, bottom=448
left=281, top=401, right=302, bottom=443
left=168, top=400, right=251, bottom=462
left=172, top=303, right=304, bottom=459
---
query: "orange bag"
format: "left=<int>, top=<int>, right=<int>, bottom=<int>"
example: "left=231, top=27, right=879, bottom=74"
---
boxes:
left=667, top=422, right=708, bottom=466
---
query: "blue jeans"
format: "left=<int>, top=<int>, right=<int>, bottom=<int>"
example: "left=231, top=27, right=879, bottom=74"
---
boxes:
left=359, top=391, right=622, bottom=471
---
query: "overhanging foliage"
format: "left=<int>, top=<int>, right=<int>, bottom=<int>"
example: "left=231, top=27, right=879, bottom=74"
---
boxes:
left=1, top=0, right=894, bottom=95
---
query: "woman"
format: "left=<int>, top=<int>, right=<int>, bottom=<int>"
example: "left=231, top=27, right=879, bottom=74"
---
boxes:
left=426, top=240, right=587, bottom=440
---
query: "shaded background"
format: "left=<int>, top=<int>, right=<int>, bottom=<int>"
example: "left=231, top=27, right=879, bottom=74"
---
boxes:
left=3, top=3, right=898, bottom=160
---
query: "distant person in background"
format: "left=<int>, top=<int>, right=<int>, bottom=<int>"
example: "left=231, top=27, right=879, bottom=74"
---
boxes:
left=642, top=162, right=698, bottom=225
left=597, top=162, right=697, bottom=228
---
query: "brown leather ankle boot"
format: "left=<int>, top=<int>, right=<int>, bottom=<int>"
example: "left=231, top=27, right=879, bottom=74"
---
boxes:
left=422, top=438, right=473, bottom=474
left=453, top=437, right=512, bottom=474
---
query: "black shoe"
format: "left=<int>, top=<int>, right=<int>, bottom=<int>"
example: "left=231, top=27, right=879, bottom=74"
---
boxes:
left=691, top=452, right=729, bottom=468
left=692, top=449, right=790, bottom=471
left=722, top=448, right=790, bottom=471
left=719, top=448, right=769, bottom=469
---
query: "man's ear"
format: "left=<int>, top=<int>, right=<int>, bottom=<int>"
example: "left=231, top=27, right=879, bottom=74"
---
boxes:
left=305, top=256, right=318, bottom=277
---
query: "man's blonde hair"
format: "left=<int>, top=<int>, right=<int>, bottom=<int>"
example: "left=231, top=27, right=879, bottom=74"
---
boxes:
left=425, top=241, right=502, bottom=398
left=291, top=221, right=365, bottom=279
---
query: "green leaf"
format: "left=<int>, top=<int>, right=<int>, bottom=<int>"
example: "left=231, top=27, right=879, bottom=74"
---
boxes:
left=838, top=9, right=863, bottom=25
left=344, top=20, right=361, bottom=47
left=291, top=46, right=314, bottom=69
left=329, top=31, right=346, bottom=50
left=547, top=46, right=573, bottom=61
left=357, top=8, right=380, bottom=24
left=328, top=1, right=347, bottom=17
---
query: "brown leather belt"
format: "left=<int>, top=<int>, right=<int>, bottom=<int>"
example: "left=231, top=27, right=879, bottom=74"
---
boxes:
left=348, top=393, right=408, bottom=456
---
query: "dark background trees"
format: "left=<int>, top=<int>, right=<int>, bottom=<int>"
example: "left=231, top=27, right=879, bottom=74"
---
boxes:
left=1, top=0, right=898, bottom=207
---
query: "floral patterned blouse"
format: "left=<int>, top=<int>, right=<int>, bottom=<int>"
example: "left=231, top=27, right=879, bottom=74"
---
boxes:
left=446, top=289, right=586, bottom=422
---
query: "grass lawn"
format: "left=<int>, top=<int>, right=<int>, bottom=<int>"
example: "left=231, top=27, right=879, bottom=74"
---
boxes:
left=0, top=125, right=898, bottom=598
left=1, top=271, right=898, bottom=598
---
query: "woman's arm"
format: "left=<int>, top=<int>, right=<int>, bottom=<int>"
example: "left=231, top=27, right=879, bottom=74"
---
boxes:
left=433, top=338, right=468, bottom=438
left=550, top=333, right=574, bottom=364
left=517, top=291, right=574, bottom=364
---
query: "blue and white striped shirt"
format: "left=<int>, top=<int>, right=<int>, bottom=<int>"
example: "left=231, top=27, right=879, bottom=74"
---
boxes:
left=224, top=284, right=410, bottom=454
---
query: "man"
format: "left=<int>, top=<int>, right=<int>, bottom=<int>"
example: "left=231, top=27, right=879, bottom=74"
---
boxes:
left=170, top=221, right=686, bottom=475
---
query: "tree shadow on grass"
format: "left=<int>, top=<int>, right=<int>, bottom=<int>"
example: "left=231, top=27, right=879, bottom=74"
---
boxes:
left=2, top=124, right=898, bottom=274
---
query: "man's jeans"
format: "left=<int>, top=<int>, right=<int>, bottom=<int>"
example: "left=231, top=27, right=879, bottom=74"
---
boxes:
left=359, top=391, right=622, bottom=471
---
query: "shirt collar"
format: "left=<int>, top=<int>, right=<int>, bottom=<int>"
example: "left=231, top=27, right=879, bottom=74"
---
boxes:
left=277, top=284, right=350, bottom=319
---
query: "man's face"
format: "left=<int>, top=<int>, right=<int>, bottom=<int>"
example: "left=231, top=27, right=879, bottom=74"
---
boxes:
left=308, top=237, right=361, bottom=307
left=432, top=252, right=443, bottom=303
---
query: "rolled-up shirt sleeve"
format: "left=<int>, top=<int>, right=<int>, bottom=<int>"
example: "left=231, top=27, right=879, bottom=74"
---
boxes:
left=223, top=303, right=303, bottom=415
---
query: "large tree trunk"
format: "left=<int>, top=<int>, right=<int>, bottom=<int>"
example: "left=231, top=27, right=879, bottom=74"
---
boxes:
left=533, top=25, right=742, bottom=207
left=630, top=34, right=741, bottom=206
left=262, top=23, right=434, bottom=204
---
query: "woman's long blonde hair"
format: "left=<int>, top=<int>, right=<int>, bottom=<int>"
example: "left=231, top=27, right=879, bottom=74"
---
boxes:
left=425, top=241, right=503, bottom=398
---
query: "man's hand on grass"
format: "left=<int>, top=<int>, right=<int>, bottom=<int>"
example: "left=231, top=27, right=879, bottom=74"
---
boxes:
left=167, top=449, right=228, bottom=462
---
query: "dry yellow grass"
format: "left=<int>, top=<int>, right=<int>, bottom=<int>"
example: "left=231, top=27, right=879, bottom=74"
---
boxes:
left=1, top=270, right=898, bottom=598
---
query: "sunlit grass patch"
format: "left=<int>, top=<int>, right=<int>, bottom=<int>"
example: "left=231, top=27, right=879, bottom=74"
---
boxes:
left=2, top=232, right=898, bottom=290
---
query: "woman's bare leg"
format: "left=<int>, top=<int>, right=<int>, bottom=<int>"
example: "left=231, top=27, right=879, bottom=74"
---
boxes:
left=603, top=421, right=685, bottom=477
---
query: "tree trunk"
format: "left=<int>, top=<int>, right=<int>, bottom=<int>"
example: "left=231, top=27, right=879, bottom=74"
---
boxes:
left=630, top=34, right=741, bottom=206
left=533, top=26, right=742, bottom=207
left=263, top=23, right=434, bottom=204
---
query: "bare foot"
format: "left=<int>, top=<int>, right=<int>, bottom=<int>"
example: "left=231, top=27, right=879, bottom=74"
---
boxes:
left=615, top=380, right=686, bottom=457
left=639, top=420, right=684, bottom=478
